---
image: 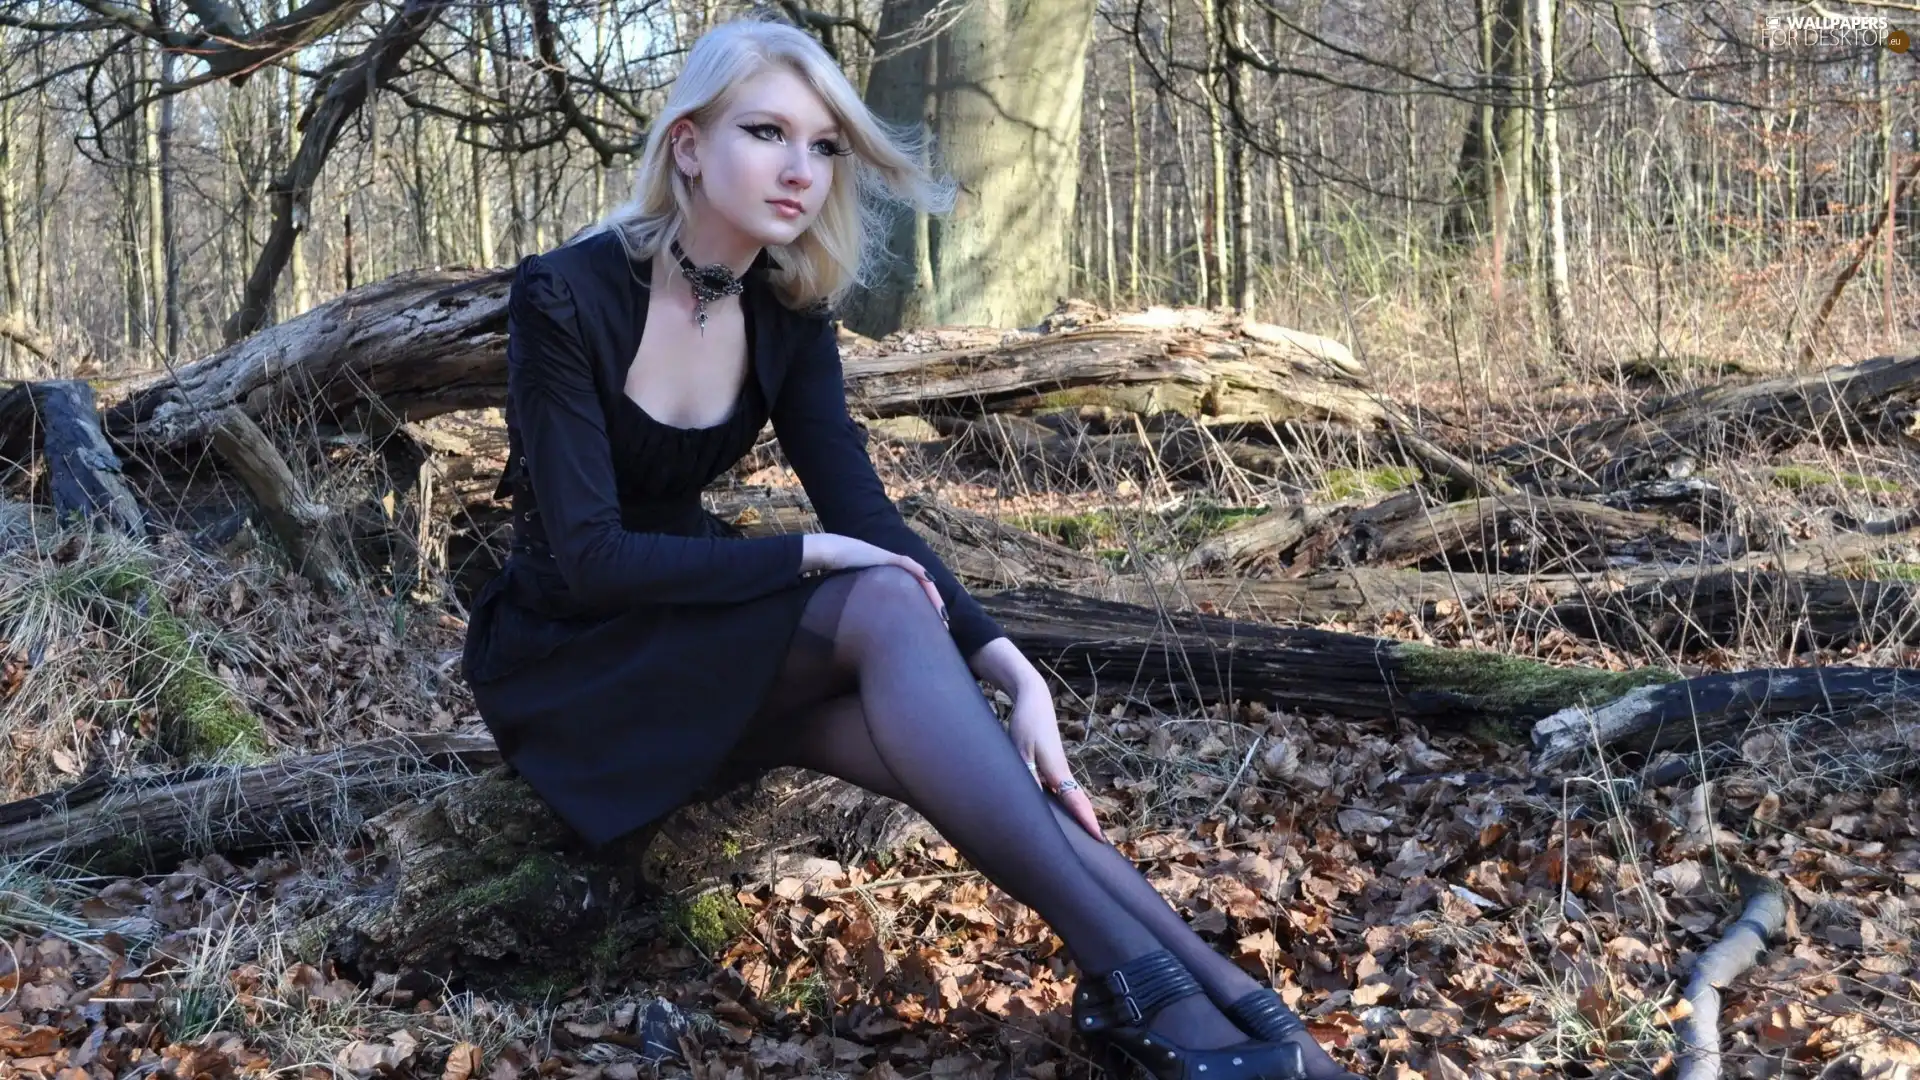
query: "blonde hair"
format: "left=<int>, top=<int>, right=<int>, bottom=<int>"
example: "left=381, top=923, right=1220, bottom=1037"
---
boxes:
left=584, top=17, right=953, bottom=313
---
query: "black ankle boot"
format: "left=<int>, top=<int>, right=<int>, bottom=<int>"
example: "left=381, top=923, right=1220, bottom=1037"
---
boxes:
left=1073, top=951, right=1305, bottom=1080
left=1224, top=991, right=1360, bottom=1080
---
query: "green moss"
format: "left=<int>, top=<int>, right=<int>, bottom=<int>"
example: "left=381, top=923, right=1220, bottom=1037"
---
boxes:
left=1840, top=473, right=1901, bottom=494
left=1015, top=511, right=1122, bottom=549
left=412, top=853, right=571, bottom=934
left=1017, top=503, right=1270, bottom=554
left=1169, top=504, right=1270, bottom=544
left=1842, top=560, right=1920, bottom=582
left=766, top=972, right=829, bottom=1017
left=51, top=557, right=265, bottom=762
left=586, top=916, right=654, bottom=984
left=1325, top=466, right=1423, bottom=500
left=1768, top=466, right=1898, bottom=494
left=1393, top=642, right=1676, bottom=729
left=1770, top=466, right=1834, bottom=491
left=1029, top=384, right=1205, bottom=417
left=672, top=890, right=749, bottom=955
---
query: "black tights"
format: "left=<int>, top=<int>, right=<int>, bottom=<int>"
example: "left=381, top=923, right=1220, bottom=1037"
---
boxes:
left=726, top=566, right=1343, bottom=1074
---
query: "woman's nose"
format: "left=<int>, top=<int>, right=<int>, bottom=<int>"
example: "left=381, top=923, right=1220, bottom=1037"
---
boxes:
left=783, top=153, right=815, bottom=189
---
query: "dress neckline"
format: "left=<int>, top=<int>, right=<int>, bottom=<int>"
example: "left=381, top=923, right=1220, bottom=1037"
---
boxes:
left=620, top=250, right=758, bottom=434
left=621, top=377, right=749, bottom=433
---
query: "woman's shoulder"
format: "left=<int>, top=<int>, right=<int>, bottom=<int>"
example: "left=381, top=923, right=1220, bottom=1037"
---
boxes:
left=514, top=230, right=629, bottom=309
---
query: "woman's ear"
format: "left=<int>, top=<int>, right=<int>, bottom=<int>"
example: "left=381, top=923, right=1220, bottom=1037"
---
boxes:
left=670, top=121, right=702, bottom=180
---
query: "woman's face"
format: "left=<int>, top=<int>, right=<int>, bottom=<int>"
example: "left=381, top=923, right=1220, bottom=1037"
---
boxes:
left=672, top=66, right=848, bottom=250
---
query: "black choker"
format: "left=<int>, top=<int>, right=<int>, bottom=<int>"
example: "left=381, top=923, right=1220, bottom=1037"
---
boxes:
left=669, top=239, right=748, bottom=333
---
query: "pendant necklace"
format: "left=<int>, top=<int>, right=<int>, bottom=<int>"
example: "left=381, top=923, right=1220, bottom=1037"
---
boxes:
left=669, top=239, right=747, bottom=334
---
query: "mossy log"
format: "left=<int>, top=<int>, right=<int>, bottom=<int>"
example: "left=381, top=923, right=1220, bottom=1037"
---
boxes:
left=1530, top=666, right=1919, bottom=777
left=976, top=586, right=1671, bottom=729
left=700, top=487, right=1104, bottom=588
left=1118, top=567, right=1917, bottom=653
left=1495, top=353, right=1920, bottom=488
left=66, top=556, right=270, bottom=759
left=87, top=271, right=1379, bottom=459
left=0, top=733, right=498, bottom=875
left=1290, top=491, right=1708, bottom=575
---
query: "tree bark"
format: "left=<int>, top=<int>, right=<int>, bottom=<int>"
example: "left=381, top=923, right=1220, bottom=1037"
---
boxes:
left=844, top=0, right=1096, bottom=334
left=1444, top=0, right=1527, bottom=252
left=0, top=380, right=145, bottom=536
left=1532, top=0, right=1571, bottom=357
left=206, top=405, right=356, bottom=594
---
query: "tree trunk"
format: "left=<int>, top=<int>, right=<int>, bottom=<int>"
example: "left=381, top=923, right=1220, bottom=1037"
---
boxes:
left=1444, top=0, right=1526, bottom=252
left=1094, top=53, right=1117, bottom=309
left=1201, top=0, right=1229, bottom=308
left=1127, top=54, right=1142, bottom=301
left=158, top=32, right=181, bottom=364
left=1532, top=0, right=1571, bottom=358
left=0, top=38, right=21, bottom=343
left=286, top=39, right=310, bottom=318
left=845, top=0, right=1097, bottom=333
left=144, top=36, right=168, bottom=366
left=470, top=8, right=496, bottom=270
left=1225, top=0, right=1253, bottom=312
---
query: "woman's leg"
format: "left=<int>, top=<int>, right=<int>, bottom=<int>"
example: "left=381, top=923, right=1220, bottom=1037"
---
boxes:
left=735, top=652, right=1347, bottom=1078
left=728, top=566, right=1247, bottom=1049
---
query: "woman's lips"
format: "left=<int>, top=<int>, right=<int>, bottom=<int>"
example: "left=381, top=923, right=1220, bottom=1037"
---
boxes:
left=769, top=199, right=804, bottom=217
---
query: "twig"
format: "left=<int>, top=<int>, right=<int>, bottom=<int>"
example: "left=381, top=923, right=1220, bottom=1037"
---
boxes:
left=1204, top=737, right=1260, bottom=822
left=1675, top=869, right=1789, bottom=1080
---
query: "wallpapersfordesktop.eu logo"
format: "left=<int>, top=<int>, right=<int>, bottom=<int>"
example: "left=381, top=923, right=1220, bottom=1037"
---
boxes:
left=1762, top=13, right=1908, bottom=52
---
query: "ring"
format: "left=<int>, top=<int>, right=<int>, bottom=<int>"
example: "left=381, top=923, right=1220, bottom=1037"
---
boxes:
left=1056, top=778, right=1082, bottom=794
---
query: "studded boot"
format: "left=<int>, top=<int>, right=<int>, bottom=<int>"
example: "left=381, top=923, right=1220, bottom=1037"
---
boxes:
left=1224, top=991, right=1362, bottom=1080
left=1072, top=951, right=1306, bottom=1080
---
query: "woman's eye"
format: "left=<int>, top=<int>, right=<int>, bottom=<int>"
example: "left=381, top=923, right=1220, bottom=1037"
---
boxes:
left=744, top=123, right=783, bottom=141
left=813, top=139, right=851, bottom=157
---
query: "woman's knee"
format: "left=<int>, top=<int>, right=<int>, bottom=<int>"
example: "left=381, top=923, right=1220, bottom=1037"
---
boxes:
left=841, top=564, right=942, bottom=631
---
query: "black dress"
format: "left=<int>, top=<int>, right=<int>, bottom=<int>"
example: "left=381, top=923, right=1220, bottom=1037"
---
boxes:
left=461, top=229, right=1005, bottom=849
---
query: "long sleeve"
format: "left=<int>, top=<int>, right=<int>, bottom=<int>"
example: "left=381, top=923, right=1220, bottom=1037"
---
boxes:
left=770, top=313, right=1007, bottom=658
left=507, top=255, right=805, bottom=606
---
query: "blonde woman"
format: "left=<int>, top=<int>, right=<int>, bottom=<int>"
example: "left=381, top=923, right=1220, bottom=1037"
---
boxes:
left=461, top=18, right=1355, bottom=1080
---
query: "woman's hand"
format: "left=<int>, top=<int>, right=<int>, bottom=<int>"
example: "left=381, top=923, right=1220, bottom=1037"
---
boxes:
left=1008, top=684, right=1103, bottom=841
left=801, top=533, right=945, bottom=624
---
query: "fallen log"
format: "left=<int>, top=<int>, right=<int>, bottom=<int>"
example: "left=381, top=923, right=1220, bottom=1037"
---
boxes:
left=0, top=732, right=927, bottom=986
left=1529, top=666, right=1918, bottom=772
left=699, top=487, right=1104, bottom=588
left=1289, top=491, right=1708, bottom=575
left=207, top=406, right=354, bottom=595
left=0, top=380, right=145, bottom=537
left=1496, top=354, right=1920, bottom=488
left=1551, top=570, right=1920, bottom=652
left=92, top=273, right=1381, bottom=457
left=1121, top=566, right=1917, bottom=653
left=977, top=585, right=1669, bottom=728
left=1177, top=503, right=1352, bottom=575
left=0, top=733, right=500, bottom=874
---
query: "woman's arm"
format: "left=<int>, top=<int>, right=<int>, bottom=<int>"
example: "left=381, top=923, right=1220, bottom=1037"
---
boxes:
left=963, top=637, right=1049, bottom=698
left=509, top=255, right=805, bottom=606
left=769, top=314, right=1010, bottom=664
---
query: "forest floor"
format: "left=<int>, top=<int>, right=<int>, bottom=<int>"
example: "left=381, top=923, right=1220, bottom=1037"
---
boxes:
left=0, top=268, right=1917, bottom=1080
